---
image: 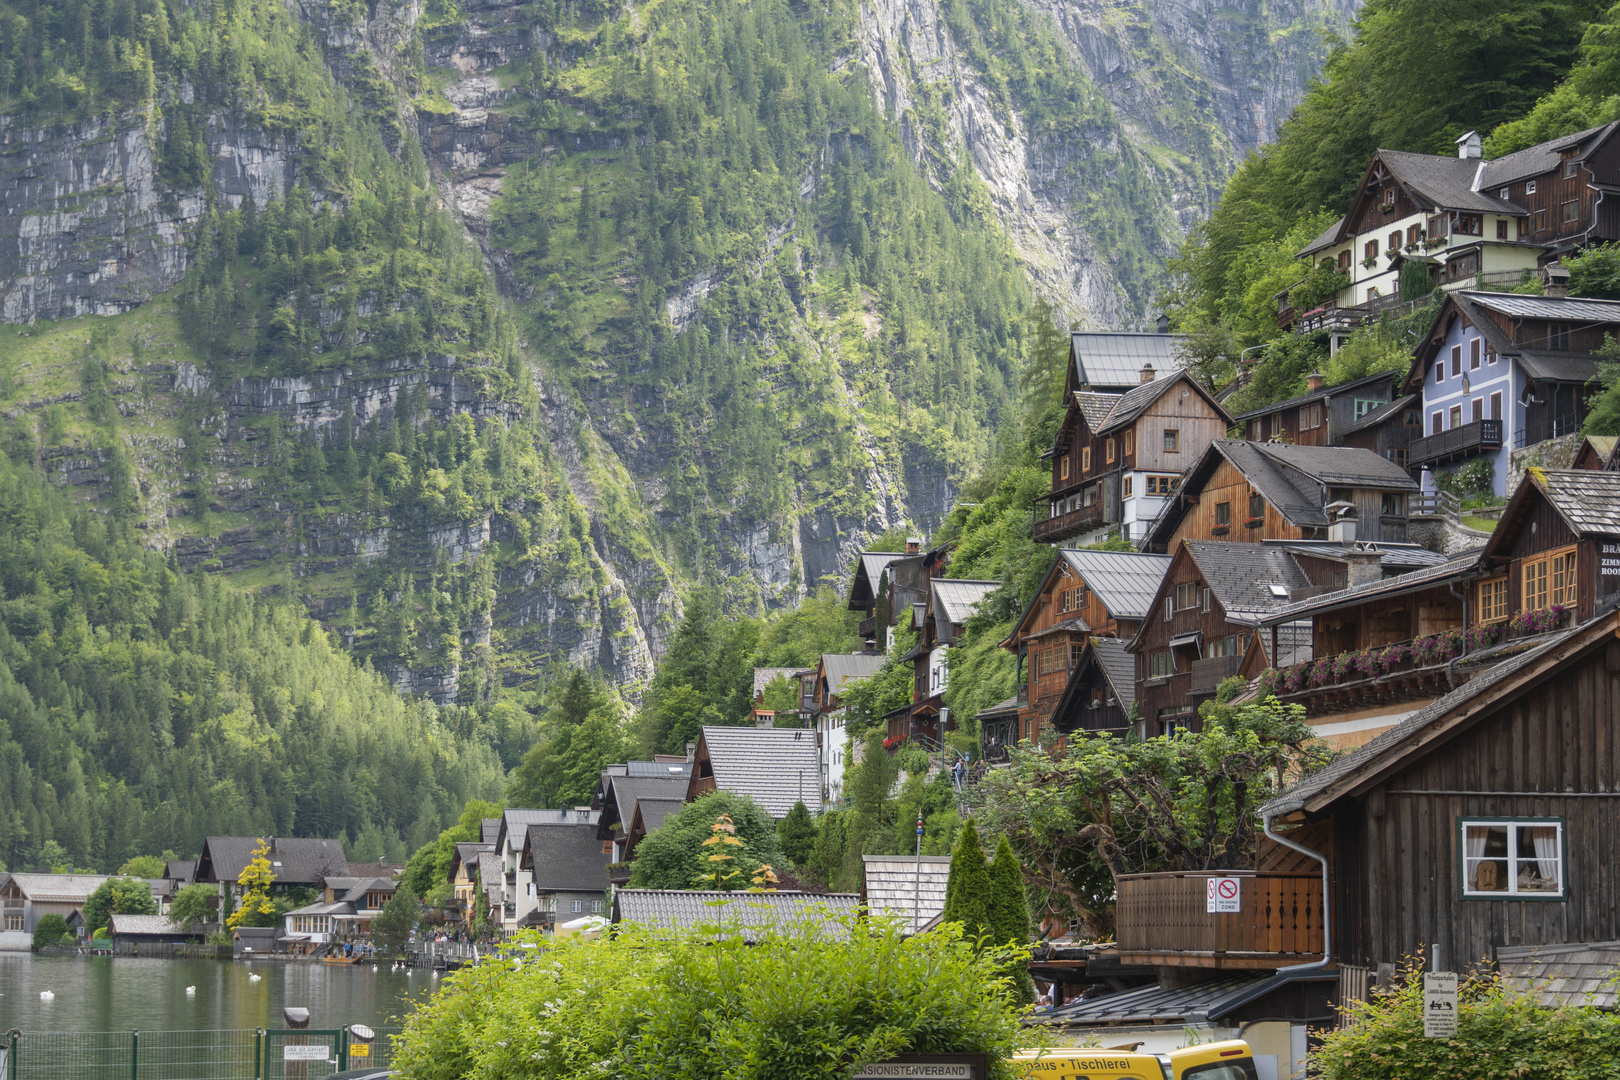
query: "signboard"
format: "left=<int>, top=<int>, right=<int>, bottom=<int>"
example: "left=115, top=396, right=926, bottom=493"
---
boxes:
left=349, top=1044, right=371, bottom=1058
left=1206, top=877, right=1242, bottom=913
left=1423, top=971, right=1459, bottom=1038
left=855, top=1054, right=987, bottom=1080
left=1603, top=543, right=1620, bottom=578
left=282, top=1046, right=330, bottom=1062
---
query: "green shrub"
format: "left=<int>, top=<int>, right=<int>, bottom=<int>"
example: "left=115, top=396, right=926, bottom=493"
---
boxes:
left=1437, top=459, right=1495, bottom=502
left=392, top=917, right=1032, bottom=1080
left=32, top=914, right=72, bottom=949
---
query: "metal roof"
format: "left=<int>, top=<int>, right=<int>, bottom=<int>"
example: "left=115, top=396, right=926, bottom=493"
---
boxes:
left=1071, top=332, right=1186, bottom=390
left=481, top=818, right=502, bottom=845
left=1058, top=550, right=1172, bottom=620
left=498, top=808, right=600, bottom=852
left=821, top=652, right=886, bottom=697
left=860, top=855, right=952, bottom=932
left=752, top=667, right=803, bottom=697
left=1261, top=549, right=1483, bottom=625
left=932, top=579, right=1000, bottom=625
left=1515, top=351, right=1601, bottom=384
left=1462, top=290, right=1620, bottom=323
left=626, top=760, right=693, bottom=778
left=1045, top=972, right=1269, bottom=1026
left=974, top=694, right=1020, bottom=720
left=1499, top=941, right=1620, bottom=1008
left=613, top=889, right=860, bottom=938
left=1272, top=540, right=1450, bottom=571
left=698, top=726, right=824, bottom=816
left=1182, top=541, right=1313, bottom=624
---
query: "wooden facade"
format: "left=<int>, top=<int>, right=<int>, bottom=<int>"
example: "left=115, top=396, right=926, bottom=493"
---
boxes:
left=1237, top=373, right=1396, bottom=448
left=1340, top=396, right=1423, bottom=470
left=1167, top=457, right=1316, bottom=548
left=1132, top=546, right=1257, bottom=733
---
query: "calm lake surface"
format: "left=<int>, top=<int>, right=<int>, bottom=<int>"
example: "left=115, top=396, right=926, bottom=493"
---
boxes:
left=0, top=953, right=435, bottom=1033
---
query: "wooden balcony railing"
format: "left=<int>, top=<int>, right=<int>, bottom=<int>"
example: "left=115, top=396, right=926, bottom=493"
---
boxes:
left=1031, top=497, right=1109, bottom=543
left=857, top=615, right=877, bottom=639
left=1189, top=655, right=1243, bottom=695
left=1407, top=419, right=1502, bottom=468
left=1115, top=871, right=1324, bottom=969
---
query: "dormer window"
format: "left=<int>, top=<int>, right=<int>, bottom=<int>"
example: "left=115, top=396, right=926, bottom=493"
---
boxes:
left=1527, top=180, right=1538, bottom=195
left=1499, top=187, right=1509, bottom=199
left=1565, top=160, right=1578, bottom=178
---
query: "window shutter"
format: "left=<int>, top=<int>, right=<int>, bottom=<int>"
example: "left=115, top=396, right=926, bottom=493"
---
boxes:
left=1202, top=589, right=1212, bottom=613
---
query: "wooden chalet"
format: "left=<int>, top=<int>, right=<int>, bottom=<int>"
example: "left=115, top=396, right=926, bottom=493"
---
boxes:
left=1572, top=434, right=1618, bottom=471
left=1335, top=393, right=1423, bottom=469
left=593, top=764, right=690, bottom=871
left=845, top=546, right=914, bottom=648
left=812, top=652, right=884, bottom=798
left=1038, top=369, right=1233, bottom=547
left=886, top=577, right=998, bottom=749
left=1068, top=326, right=1186, bottom=393
left=623, top=797, right=682, bottom=863
left=1048, top=637, right=1137, bottom=737
left=1001, top=549, right=1169, bottom=743
left=1251, top=605, right=1620, bottom=996
left=1141, top=440, right=1419, bottom=553
left=1128, top=540, right=1314, bottom=733
left=975, top=695, right=1020, bottom=765
left=1231, top=371, right=1396, bottom=447
left=1400, top=291, right=1620, bottom=495
left=687, top=726, right=822, bottom=817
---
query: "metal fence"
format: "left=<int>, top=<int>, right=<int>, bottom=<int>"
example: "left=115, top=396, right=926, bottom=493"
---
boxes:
left=3, top=1027, right=403, bottom=1080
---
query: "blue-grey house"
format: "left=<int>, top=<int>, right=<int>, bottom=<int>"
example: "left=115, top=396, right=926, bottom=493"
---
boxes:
left=1401, top=290, right=1620, bottom=496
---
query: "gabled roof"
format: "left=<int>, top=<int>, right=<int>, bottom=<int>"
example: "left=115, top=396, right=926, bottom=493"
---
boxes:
left=1297, top=216, right=1347, bottom=258
left=1075, top=391, right=1121, bottom=430
left=1059, top=549, right=1172, bottom=621
left=1243, top=440, right=1419, bottom=490
left=165, top=860, right=195, bottom=884
left=1337, top=392, right=1416, bottom=438
left=1096, top=370, right=1233, bottom=435
left=931, top=579, right=1000, bottom=625
left=693, top=726, right=823, bottom=816
left=449, top=842, right=494, bottom=883
left=1181, top=541, right=1313, bottom=625
left=476, top=852, right=502, bottom=890
left=974, top=695, right=1020, bottom=721
left=108, top=913, right=191, bottom=937
left=1405, top=291, right=1620, bottom=394
left=847, top=551, right=908, bottom=610
left=196, top=837, right=347, bottom=885
left=1070, top=332, right=1186, bottom=390
left=860, top=855, right=951, bottom=931
left=480, top=818, right=501, bottom=845
left=1465, top=291, right=1620, bottom=322
left=496, top=808, right=599, bottom=853
left=1229, top=371, right=1395, bottom=423
left=1088, top=638, right=1137, bottom=707
left=1259, top=613, right=1617, bottom=817
left=1374, top=149, right=1519, bottom=214
left=598, top=774, right=690, bottom=839
left=752, top=667, right=802, bottom=697
left=1271, top=540, right=1449, bottom=572
left=1260, top=549, right=1482, bottom=625
left=820, top=652, right=886, bottom=697
left=326, top=876, right=397, bottom=904
left=612, top=889, right=860, bottom=938
left=3, top=873, right=118, bottom=902
left=1478, top=121, right=1620, bottom=188
left=631, top=797, right=684, bottom=836
left=1483, top=469, right=1620, bottom=565
left=521, top=822, right=610, bottom=894
left=627, top=759, right=693, bottom=778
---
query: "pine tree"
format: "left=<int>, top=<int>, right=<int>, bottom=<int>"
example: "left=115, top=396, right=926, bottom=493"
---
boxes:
left=777, top=800, right=817, bottom=868
left=942, top=818, right=991, bottom=942
left=987, top=836, right=1029, bottom=946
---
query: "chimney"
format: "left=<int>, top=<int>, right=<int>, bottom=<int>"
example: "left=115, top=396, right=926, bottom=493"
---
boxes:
left=905, top=536, right=922, bottom=554
left=1326, top=502, right=1357, bottom=544
left=1306, top=372, right=1326, bottom=392
left=685, top=740, right=696, bottom=762
left=1139, top=363, right=1157, bottom=385
left=1345, top=545, right=1383, bottom=587
left=1155, top=312, right=1170, bottom=334
left=1543, top=264, right=1570, bottom=298
left=1456, top=130, right=1481, bottom=160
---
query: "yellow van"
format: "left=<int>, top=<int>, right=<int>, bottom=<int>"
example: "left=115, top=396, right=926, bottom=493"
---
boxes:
left=1012, top=1039, right=1259, bottom=1080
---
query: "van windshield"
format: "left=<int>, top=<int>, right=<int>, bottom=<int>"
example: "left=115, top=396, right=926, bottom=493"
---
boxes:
left=1180, top=1062, right=1259, bottom=1080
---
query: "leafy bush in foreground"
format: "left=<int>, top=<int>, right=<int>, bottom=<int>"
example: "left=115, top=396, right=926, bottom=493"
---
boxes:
left=392, top=915, right=1031, bottom=1080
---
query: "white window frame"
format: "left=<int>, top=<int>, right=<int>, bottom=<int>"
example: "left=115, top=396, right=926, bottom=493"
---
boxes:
left=1459, top=817, right=1565, bottom=900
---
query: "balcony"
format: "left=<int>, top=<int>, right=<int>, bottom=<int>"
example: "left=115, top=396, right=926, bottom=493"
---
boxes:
left=1031, top=489, right=1110, bottom=544
left=1189, top=655, right=1243, bottom=695
left=607, top=861, right=633, bottom=886
left=857, top=614, right=877, bottom=639
left=1115, top=871, right=1325, bottom=969
left=1408, top=419, right=1502, bottom=469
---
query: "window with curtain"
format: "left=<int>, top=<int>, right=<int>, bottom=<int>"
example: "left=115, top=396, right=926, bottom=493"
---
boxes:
left=1461, top=819, right=1563, bottom=897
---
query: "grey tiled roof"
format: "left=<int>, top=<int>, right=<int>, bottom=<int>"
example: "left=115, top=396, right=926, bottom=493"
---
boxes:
left=974, top=694, right=1021, bottom=720
left=1071, top=332, right=1186, bottom=389
left=1210, top=442, right=1334, bottom=527
left=1182, top=540, right=1312, bottom=623
left=602, top=774, right=690, bottom=833
left=861, top=855, right=951, bottom=930
left=1479, top=121, right=1620, bottom=187
left=699, top=726, right=823, bottom=816
left=1094, top=376, right=1177, bottom=433
left=1075, top=391, right=1121, bottom=430
left=1297, top=216, right=1346, bottom=257
left=523, top=823, right=610, bottom=894
left=1059, top=549, right=1172, bottom=620
left=613, top=889, right=860, bottom=938
left=1261, top=549, right=1483, bottom=624
left=1272, top=540, right=1449, bottom=571
left=331, top=877, right=397, bottom=904
left=481, top=818, right=501, bottom=845
left=932, top=579, right=1000, bottom=625
left=1337, top=393, right=1416, bottom=437
left=627, top=760, right=693, bottom=778
left=821, top=652, right=886, bottom=697
left=1089, top=638, right=1137, bottom=707
left=198, top=837, right=347, bottom=885
left=1229, top=371, right=1394, bottom=423
left=1534, top=469, right=1620, bottom=535
left=633, top=797, right=684, bottom=834
left=107, top=914, right=190, bottom=936
left=1260, top=625, right=1581, bottom=816
left=1466, top=290, right=1620, bottom=323
left=498, top=808, right=600, bottom=852
left=1499, top=941, right=1620, bottom=1007
left=855, top=551, right=907, bottom=591
left=1045, top=972, right=1269, bottom=1026
left=1245, top=440, right=1419, bottom=490
left=476, top=852, right=502, bottom=888
left=1379, top=150, right=1519, bottom=213
left=1515, top=351, right=1602, bottom=384
left=752, top=667, right=803, bottom=697
left=165, top=860, right=195, bottom=884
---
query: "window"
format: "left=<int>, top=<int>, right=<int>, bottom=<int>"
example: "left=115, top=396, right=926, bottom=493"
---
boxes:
left=1519, top=545, right=1576, bottom=612
left=1487, top=344, right=1498, bottom=364
left=1353, top=398, right=1380, bottom=419
left=1388, top=446, right=1409, bottom=467
left=1060, top=456, right=1070, bottom=481
left=4, top=912, right=21, bottom=931
left=1470, top=338, right=1480, bottom=369
left=1454, top=214, right=1483, bottom=236
left=1387, top=231, right=1400, bottom=252
left=1461, top=818, right=1563, bottom=898
left=1081, top=447, right=1091, bottom=472
left=1364, top=240, right=1378, bottom=262
left=1527, top=180, right=1538, bottom=195
left=1338, top=249, right=1350, bottom=270
left=1472, top=398, right=1483, bottom=423
left=1434, top=360, right=1444, bottom=383
left=1450, top=405, right=1463, bottom=428
left=1381, top=492, right=1405, bottom=516
left=1451, top=345, right=1462, bottom=377
left=1300, top=402, right=1322, bottom=429
left=1208, top=634, right=1243, bottom=658
left=1432, top=411, right=1443, bottom=435
left=1406, top=224, right=1421, bottom=246
left=1496, top=219, right=1508, bottom=240
left=1563, top=200, right=1580, bottom=223
left=1550, top=323, right=1571, bottom=350
left=1565, top=160, right=1579, bottom=178
left=1061, top=585, right=1088, bottom=613
left=591, top=900, right=603, bottom=914
left=1106, top=438, right=1116, bottom=463
left=1249, top=493, right=1265, bottom=521
left=1124, top=430, right=1135, bottom=457
left=1478, top=576, right=1509, bottom=622
left=1491, top=392, right=1502, bottom=421
left=1535, top=208, right=1548, bottom=232
left=1163, top=429, right=1180, bottom=452
left=1146, top=475, right=1178, bottom=496
left=1175, top=581, right=1200, bottom=609
left=1429, top=214, right=1449, bottom=238
left=571, top=899, right=584, bottom=913
left=1499, top=187, right=1510, bottom=199
left=1123, top=475, right=1133, bottom=498
left=1150, top=650, right=1174, bottom=679
left=1214, top=502, right=1232, bottom=528
left=1404, top=408, right=1421, bottom=427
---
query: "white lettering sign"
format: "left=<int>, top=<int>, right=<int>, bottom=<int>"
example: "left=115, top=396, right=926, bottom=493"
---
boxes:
left=1423, top=971, right=1459, bottom=1038
left=1206, top=877, right=1242, bottom=913
left=282, top=1046, right=330, bottom=1062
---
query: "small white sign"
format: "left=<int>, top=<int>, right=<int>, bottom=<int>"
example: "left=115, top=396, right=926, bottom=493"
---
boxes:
left=1206, top=877, right=1242, bottom=913
left=854, top=1067, right=972, bottom=1079
left=1423, top=971, right=1459, bottom=1038
left=282, top=1045, right=330, bottom=1062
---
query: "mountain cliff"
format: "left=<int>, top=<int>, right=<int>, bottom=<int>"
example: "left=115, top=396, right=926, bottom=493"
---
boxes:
left=0, top=0, right=1352, bottom=696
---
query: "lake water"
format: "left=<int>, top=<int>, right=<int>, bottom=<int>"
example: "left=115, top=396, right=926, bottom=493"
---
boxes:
left=0, top=953, right=435, bottom=1034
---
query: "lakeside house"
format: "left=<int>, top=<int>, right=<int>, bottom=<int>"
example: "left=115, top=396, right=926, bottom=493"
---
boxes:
left=0, top=874, right=163, bottom=950
left=686, top=726, right=823, bottom=817
left=518, top=822, right=611, bottom=931
left=493, top=808, right=600, bottom=935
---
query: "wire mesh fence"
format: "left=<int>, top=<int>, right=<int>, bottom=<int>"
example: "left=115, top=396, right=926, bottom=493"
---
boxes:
left=3, top=1027, right=404, bottom=1080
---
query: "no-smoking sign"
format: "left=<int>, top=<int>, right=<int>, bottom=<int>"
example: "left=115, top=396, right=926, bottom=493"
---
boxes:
left=1206, top=877, right=1242, bottom=913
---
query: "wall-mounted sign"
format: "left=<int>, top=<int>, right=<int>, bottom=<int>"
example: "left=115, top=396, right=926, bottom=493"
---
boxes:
left=1423, top=971, right=1459, bottom=1038
left=1206, top=877, right=1242, bottom=913
left=855, top=1054, right=989, bottom=1080
left=282, top=1046, right=329, bottom=1062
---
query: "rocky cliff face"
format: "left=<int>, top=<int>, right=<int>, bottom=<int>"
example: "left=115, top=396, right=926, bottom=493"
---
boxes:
left=0, top=0, right=1354, bottom=695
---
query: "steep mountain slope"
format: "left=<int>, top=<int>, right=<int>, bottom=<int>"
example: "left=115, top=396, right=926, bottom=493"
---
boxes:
left=0, top=0, right=1350, bottom=697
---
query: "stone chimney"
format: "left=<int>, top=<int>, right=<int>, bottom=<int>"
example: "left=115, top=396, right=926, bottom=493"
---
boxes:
left=685, top=740, right=696, bottom=761
left=1139, top=363, right=1157, bottom=384
left=1544, top=264, right=1570, bottom=298
left=1456, top=130, right=1482, bottom=160
left=1345, top=545, right=1383, bottom=587
left=906, top=535, right=922, bottom=554
left=1155, top=312, right=1170, bottom=334
left=1306, top=372, right=1326, bottom=392
left=1326, top=501, right=1357, bottom=544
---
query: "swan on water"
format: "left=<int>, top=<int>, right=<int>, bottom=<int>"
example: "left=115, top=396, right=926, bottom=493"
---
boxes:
left=249, top=973, right=261, bottom=983
left=186, top=986, right=197, bottom=995
left=39, top=990, right=54, bottom=1001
